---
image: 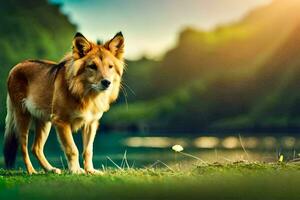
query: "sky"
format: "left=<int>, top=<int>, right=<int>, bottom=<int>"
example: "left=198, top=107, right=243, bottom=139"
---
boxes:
left=51, top=0, right=272, bottom=60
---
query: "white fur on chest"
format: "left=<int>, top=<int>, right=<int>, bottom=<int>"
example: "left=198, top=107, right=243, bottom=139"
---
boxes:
left=72, top=94, right=109, bottom=124
left=76, top=110, right=103, bottom=123
left=70, top=110, right=102, bottom=131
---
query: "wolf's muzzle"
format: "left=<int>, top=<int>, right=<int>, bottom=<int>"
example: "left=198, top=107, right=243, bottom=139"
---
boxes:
left=101, top=79, right=111, bottom=89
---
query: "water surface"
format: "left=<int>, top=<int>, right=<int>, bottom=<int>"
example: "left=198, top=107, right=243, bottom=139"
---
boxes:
left=0, top=132, right=299, bottom=170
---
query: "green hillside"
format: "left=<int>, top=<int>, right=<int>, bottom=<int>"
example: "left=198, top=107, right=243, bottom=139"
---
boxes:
left=103, top=0, right=300, bottom=132
left=1, top=0, right=299, bottom=133
left=0, top=0, right=76, bottom=127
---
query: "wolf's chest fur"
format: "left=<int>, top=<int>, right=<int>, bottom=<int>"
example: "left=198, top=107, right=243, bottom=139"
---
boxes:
left=70, top=109, right=103, bottom=131
left=73, top=110, right=103, bottom=123
left=68, top=94, right=110, bottom=130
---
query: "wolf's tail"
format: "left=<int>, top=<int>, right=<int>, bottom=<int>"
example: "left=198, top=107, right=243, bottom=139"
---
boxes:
left=3, top=95, right=19, bottom=168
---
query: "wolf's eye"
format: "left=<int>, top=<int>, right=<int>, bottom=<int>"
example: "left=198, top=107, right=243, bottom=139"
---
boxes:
left=109, top=65, right=113, bottom=69
left=87, top=64, right=97, bottom=70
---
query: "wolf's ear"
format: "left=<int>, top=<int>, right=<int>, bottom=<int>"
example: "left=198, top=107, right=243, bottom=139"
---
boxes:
left=72, top=32, right=91, bottom=58
left=104, top=32, right=124, bottom=60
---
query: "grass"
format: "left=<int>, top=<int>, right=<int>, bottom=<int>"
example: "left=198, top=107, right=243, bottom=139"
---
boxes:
left=1, top=162, right=300, bottom=200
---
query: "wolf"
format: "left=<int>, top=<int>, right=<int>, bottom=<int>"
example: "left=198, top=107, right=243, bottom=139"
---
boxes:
left=3, top=32, right=125, bottom=174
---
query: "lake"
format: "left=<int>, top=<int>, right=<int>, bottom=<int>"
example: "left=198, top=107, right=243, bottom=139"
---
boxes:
left=0, top=131, right=299, bottom=170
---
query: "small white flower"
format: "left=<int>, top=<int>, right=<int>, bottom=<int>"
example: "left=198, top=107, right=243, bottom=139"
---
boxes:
left=172, top=145, right=184, bottom=152
left=278, top=155, right=284, bottom=162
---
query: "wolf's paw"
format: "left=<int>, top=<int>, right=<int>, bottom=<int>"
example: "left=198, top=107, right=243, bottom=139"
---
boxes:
left=48, top=167, right=62, bottom=174
left=70, top=167, right=85, bottom=174
left=28, top=169, right=38, bottom=175
left=85, top=168, right=104, bottom=175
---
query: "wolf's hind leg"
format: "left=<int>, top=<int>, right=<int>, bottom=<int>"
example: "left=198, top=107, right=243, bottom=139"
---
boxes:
left=32, top=121, right=61, bottom=174
left=16, top=111, right=37, bottom=174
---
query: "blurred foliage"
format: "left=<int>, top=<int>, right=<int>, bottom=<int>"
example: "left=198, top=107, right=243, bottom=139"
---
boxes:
left=0, top=0, right=76, bottom=128
left=0, top=0, right=300, bottom=133
left=105, top=0, right=300, bottom=132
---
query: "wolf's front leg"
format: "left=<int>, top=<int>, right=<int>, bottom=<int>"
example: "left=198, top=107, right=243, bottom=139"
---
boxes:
left=82, top=121, right=102, bottom=174
left=55, top=123, right=84, bottom=174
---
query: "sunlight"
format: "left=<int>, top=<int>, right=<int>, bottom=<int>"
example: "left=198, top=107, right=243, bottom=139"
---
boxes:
left=194, top=137, right=219, bottom=148
left=282, top=137, right=296, bottom=148
left=222, top=137, right=239, bottom=149
left=123, top=137, right=187, bottom=148
left=123, top=137, right=171, bottom=148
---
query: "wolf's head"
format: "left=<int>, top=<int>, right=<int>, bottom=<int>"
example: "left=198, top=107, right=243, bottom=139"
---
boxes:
left=65, top=32, right=125, bottom=103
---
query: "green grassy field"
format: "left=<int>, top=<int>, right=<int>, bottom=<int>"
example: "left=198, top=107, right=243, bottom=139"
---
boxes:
left=1, top=162, right=300, bottom=200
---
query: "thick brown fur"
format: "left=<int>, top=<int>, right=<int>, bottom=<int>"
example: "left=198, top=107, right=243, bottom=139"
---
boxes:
left=4, top=32, right=125, bottom=174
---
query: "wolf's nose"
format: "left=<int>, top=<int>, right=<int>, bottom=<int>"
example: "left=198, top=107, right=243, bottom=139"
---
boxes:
left=101, top=79, right=111, bottom=89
